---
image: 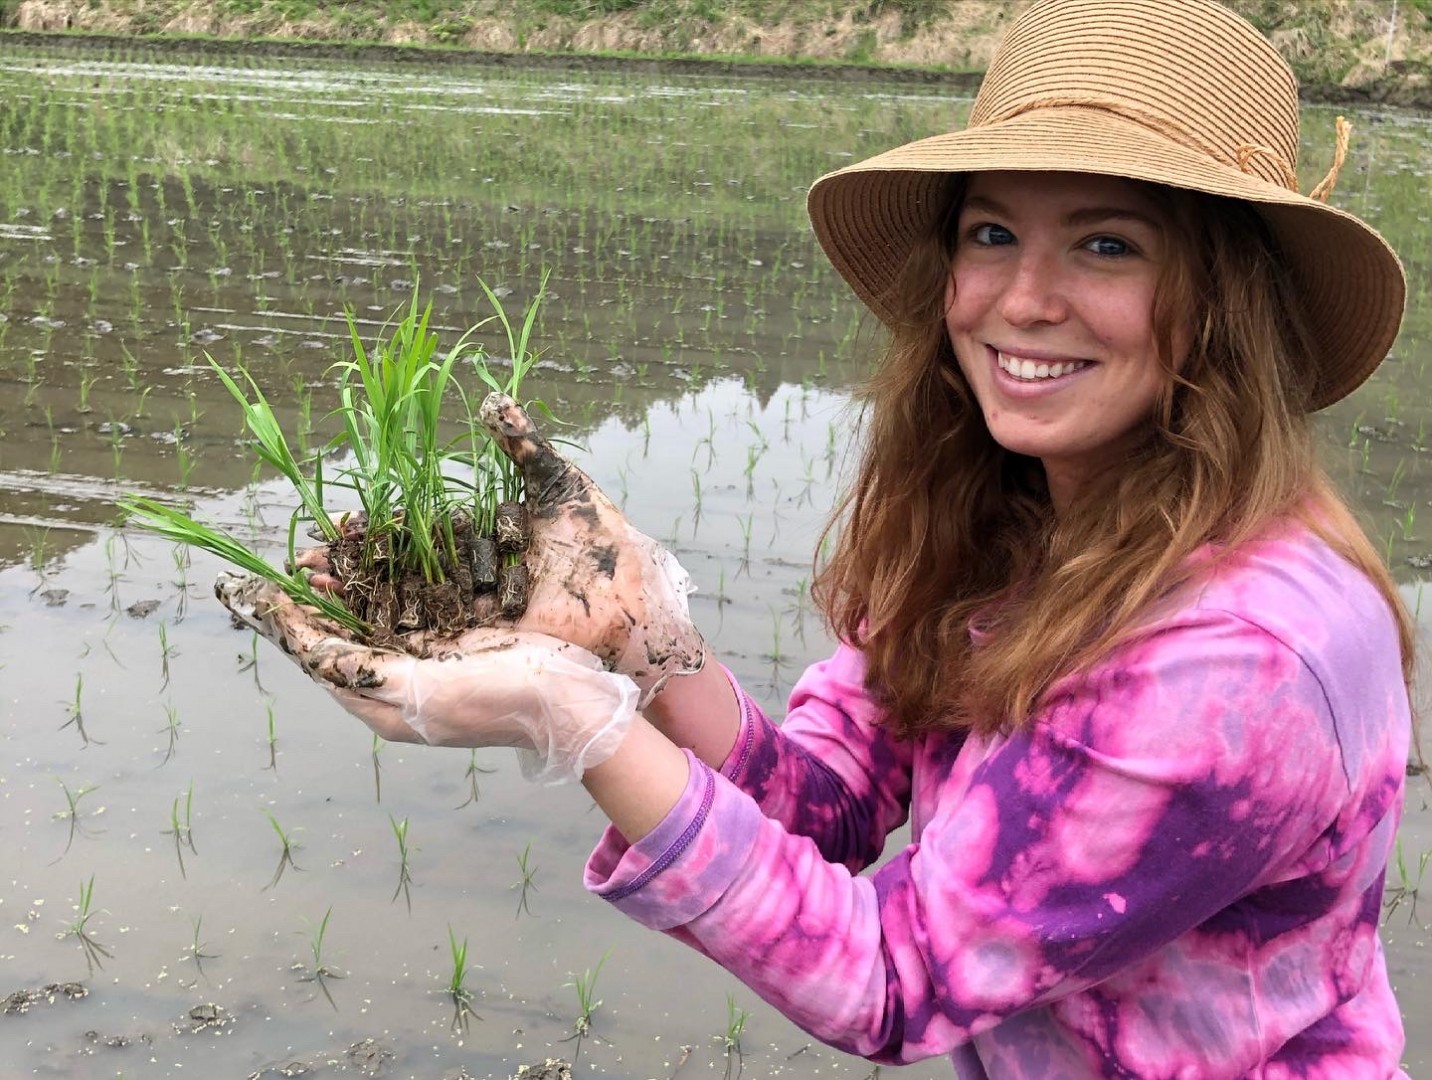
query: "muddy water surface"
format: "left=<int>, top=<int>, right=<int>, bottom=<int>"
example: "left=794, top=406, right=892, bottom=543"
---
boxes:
left=0, top=44, right=1429, bottom=1077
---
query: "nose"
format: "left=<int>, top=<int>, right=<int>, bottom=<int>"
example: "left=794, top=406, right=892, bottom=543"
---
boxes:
left=996, top=250, right=1068, bottom=327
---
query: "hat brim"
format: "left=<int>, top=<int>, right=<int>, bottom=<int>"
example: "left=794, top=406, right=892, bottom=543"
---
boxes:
left=807, top=106, right=1405, bottom=411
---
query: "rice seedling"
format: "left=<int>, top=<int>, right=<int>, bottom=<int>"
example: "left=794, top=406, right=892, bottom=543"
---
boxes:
left=59, top=673, right=100, bottom=747
left=157, top=702, right=182, bottom=765
left=297, top=905, right=345, bottom=1009
left=237, top=629, right=266, bottom=692
left=53, top=778, right=101, bottom=857
left=1384, top=837, right=1430, bottom=928
left=63, top=875, right=112, bottom=973
left=185, top=914, right=218, bottom=980
left=719, top=993, right=750, bottom=1079
left=263, top=702, right=278, bottom=772
left=390, top=814, right=415, bottom=913
left=157, top=621, right=177, bottom=689
left=261, top=809, right=302, bottom=891
left=444, top=925, right=479, bottom=1031
left=454, top=749, right=495, bottom=810
left=24, top=525, right=52, bottom=588
left=513, top=841, right=538, bottom=918
left=163, top=782, right=197, bottom=879
left=370, top=732, right=384, bottom=803
left=563, top=947, right=611, bottom=1060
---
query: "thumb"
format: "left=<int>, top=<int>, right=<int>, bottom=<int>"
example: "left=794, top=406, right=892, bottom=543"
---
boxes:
left=478, top=392, right=592, bottom=513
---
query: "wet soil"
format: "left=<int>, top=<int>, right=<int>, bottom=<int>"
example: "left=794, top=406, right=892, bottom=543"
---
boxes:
left=328, top=504, right=530, bottom=648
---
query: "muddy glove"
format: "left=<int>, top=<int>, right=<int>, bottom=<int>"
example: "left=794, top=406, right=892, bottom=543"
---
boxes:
left=477, top=392, right=705, bottom=706
left=216, top=573, right=639, bottom=784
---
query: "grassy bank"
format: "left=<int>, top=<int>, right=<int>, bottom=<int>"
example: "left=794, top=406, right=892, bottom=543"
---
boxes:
left=1, top=0, right=1429, bottom=105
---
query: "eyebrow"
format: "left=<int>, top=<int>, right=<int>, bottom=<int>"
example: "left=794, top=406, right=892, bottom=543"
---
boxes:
left=961, top=194, right=1162, bottom=230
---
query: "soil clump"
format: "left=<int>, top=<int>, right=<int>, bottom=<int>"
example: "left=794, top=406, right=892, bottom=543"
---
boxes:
left=325, top=503, right=530, bottom=650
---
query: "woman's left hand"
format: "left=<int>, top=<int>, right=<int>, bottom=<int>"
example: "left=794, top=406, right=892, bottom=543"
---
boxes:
left=216, top=572, right=640, bottom=783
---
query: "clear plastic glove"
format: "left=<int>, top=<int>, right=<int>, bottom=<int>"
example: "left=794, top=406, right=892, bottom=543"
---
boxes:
left=215, top=572, right=639, bottom=784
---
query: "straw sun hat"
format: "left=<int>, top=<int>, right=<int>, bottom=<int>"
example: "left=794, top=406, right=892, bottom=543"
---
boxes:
left=806, top=0, right=1406, bottom=411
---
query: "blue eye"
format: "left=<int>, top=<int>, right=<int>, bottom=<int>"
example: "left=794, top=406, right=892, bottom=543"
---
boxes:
left=1086, top=236, right=1130, bottom=257
left=972, top=223, right=1015, bottom=246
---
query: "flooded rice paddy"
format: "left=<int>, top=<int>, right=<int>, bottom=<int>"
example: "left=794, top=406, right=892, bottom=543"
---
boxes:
left=0, top=42, right=1429, bottom=1078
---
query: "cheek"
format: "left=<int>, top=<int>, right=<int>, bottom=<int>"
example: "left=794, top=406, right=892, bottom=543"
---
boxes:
left=944, top=263, right=989, bottom=339
left=1099, top=282, right=1162, bottom=350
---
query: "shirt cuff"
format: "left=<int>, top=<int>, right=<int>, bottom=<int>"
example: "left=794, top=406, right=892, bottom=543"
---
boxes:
left=584, top=748, right=762, bottom=931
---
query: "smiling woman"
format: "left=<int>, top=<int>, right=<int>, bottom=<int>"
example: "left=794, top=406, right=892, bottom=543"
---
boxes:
left=223, top=0, right=1419, bottom=1076
left=945, top=171, right=1182, bottom=508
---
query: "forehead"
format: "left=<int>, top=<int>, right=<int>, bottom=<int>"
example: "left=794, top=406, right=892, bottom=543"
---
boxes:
left=962, top=171, right=1169, bottom=220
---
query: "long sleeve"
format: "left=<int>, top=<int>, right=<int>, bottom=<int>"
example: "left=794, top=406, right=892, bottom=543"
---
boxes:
left=715, top=645, right=921, bottom=870
left=585, top=533, right=1409, bottom=1077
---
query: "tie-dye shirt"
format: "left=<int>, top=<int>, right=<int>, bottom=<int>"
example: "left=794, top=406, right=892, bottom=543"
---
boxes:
left=586, top=528, right=1411, bottom=1077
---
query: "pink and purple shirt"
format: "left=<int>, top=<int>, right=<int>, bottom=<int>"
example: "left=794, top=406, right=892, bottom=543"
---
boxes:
left=586, top=528, right=1411, bottom=1077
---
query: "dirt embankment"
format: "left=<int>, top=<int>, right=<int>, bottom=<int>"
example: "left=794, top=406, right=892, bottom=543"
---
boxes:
left=3, top=0, right=1430, bottom=108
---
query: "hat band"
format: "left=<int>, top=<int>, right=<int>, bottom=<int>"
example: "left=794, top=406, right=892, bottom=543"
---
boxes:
left=981, top=96, right=1348, bottom=201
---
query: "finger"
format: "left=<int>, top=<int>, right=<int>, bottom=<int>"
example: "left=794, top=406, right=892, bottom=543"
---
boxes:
left=300, top=636, right=401, bottom=695
left=325, top=687, right=424, bottom=744
left=288, top=547, right=343, bottom=595
left=215, top=572, right=301, bottom=647
left=478, top=392, right=592, bottom=513
left=291, top=547, right=331, bottom=572
left=305, top=570, right=344, bottom=595
left=214, top=572, right=386, bottom=685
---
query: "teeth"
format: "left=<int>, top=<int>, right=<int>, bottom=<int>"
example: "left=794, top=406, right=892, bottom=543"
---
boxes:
left=997, top=352, right=1088, bottom=381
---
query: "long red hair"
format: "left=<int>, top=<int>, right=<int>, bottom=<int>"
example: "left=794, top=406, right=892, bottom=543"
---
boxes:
left=814, top=176, right=1416, bottom=739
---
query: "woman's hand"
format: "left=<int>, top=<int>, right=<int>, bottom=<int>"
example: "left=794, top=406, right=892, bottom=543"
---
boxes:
left=478, top=392, right=705, bottom=704
left=215, top=572, right=639, bottom=784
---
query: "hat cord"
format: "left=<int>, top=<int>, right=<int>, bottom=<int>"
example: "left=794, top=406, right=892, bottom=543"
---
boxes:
left=1307, top=116, right=1351, bottom=203
left=987, top=96, right=1351, bottom=202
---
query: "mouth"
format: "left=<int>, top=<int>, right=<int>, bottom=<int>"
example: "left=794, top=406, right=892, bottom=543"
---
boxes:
left=994, top=349, right=1091, bottom=383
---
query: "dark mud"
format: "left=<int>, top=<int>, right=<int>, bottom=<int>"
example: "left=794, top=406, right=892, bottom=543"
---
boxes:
left=326, top=505, right=531, bottom=647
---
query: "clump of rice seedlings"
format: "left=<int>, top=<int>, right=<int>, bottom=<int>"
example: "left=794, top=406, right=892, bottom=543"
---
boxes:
left=120, top=277, right=555, bottom=650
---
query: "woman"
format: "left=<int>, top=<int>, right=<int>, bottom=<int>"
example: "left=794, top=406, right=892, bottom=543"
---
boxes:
left=221, top=0, right=1416, bottom=1074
